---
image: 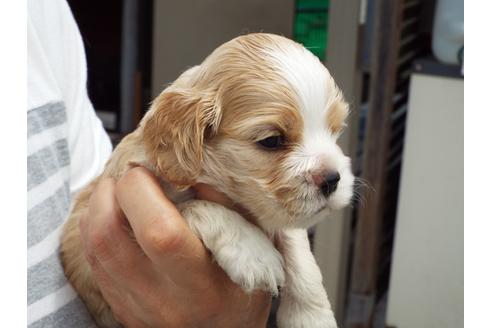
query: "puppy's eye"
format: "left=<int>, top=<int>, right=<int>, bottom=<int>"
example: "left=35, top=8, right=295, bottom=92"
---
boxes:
left=257, top=135, right=284, bottom=149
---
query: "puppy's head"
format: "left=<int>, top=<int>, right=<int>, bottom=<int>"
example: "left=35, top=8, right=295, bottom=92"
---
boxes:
left=143, top=33, right=354, bottom=230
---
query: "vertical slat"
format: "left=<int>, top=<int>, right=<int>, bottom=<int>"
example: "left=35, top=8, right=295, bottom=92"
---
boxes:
left=345, top=0, right=405, bottom=327
left=314, top=0, right=363, bottom=322
left=120, top=0, right=139, bottom=133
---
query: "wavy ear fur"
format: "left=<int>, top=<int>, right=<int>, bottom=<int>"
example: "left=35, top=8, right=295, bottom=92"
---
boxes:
left=142, top=88, right=221, bottom=187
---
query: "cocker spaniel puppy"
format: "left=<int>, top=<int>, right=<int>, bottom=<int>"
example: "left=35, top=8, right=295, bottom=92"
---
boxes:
left=61, top=33, right=354, bottom=328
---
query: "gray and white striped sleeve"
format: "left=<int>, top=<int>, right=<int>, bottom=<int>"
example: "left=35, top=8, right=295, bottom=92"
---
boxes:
left=27, top=102, right=96, bottom=328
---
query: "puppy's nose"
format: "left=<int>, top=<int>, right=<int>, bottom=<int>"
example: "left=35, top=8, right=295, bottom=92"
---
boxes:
left=315, top=172, right=340, bottom=196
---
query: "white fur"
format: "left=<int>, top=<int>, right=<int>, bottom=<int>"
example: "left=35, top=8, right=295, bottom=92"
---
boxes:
left=277, top=229, right=338, bottom=328
left=178, top=200, right=285, bottom=295
left=264, top=45, right=329, bottom=119
left=266, top=45, right=355, bottom=225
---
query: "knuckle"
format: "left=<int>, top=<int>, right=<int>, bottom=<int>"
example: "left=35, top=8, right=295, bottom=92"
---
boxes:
left=117, top=167, right=149, bottom=191
left=94, top=177, right=116, bottom=195
left=87, top=229, right=113, bottom=261
left=85, top=217, right=122, bottom=262
left=126, top=166, right=149, bottom=178
left=145, top=221, right=183, bottom=254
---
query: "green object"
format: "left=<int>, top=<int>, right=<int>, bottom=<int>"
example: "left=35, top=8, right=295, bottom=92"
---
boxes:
left=293, top=0, right=330, bottom=61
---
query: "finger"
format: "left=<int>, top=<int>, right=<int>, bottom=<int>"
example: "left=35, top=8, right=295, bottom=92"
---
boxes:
left=84, top=248, right=122, bottom=305
left=81, top=177, right=151, bottom=284
left=84, top=252, right=142, bottom=328
left=115, top=167, right=210, bottom=274
left=194, top=183, right=260, bottom=226
left=193, top=183, right=235, bottom=209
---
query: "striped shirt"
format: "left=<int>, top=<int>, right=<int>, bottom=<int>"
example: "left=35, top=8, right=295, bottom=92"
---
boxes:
left=28, top=0, right=112, bottom=326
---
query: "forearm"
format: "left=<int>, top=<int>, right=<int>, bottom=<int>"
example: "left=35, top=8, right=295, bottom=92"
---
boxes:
left=276, top=228, right=337, bottom=328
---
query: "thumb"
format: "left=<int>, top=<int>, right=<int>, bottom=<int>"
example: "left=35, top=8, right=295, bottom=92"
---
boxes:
left=194, top=183, right=235, bottom=209
left=115, top=167, right=211, bottom=278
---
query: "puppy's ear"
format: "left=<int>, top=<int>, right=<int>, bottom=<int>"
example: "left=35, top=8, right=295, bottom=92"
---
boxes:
left=142, top=88, right=221, bottom=187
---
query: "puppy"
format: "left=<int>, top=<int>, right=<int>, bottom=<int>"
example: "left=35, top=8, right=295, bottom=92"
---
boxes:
left=61, top=33, right=354, bottom=328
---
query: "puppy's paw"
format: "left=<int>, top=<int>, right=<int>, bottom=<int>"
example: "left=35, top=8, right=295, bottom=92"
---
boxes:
left=214, top=232, right=285, bottom=295
left=277, top=300, right=338, bottom=328
left=179, top=200, right=284, bottom=295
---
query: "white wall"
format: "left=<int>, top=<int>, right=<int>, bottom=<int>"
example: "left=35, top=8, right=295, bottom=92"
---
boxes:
left=386, top=74, right=464, bottom=328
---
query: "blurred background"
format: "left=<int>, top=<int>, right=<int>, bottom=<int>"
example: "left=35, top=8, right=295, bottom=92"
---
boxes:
left=66, top=0, right=463, bottom=327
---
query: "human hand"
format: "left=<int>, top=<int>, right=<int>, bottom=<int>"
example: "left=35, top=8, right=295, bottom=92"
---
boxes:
left=79, top=167, right=271, bottom=327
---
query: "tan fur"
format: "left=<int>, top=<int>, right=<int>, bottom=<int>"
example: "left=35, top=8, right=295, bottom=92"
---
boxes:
left=60, top=33, right=352, bottom=327
left=142, top=89, right=222, bottom=187
left=326, top=100, right=349, bottom=135
left=60, top=177, right=118, bottom=327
